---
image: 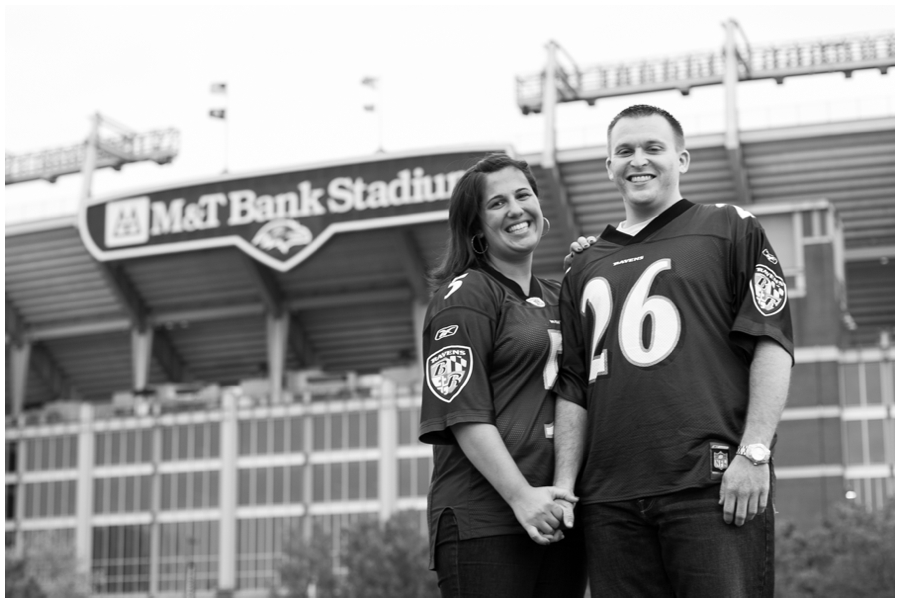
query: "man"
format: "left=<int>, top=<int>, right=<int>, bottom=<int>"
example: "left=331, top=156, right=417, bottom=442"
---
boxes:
left=553, top=104, right=793, bottom=597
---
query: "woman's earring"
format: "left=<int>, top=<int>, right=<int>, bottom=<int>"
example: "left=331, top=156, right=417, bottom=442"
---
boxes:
left=472, top=234, right=488, bottom=255
left=542, top=218, right=551, bottom=237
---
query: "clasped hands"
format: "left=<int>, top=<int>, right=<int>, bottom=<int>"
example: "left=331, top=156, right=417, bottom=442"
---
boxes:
left=510, top=486, right=578, bottom=545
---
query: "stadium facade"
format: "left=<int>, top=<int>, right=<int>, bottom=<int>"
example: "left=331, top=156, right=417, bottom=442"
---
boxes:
left=5, top=115, right=895, bottom=595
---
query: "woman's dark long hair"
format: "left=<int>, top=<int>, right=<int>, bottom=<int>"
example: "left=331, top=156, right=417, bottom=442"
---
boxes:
left=427, top=153, right=539, bottom=293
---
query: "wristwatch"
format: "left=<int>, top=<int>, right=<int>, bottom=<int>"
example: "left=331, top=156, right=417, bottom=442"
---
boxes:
left=737, top=443, right=771, bottom=466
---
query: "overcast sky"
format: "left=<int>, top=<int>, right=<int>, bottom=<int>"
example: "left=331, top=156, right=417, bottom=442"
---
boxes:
left=4, top=2, right=895, bottom=224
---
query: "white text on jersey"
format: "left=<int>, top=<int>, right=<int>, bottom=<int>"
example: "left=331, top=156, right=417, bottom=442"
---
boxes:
left=613, top=255, right=644, bottom=266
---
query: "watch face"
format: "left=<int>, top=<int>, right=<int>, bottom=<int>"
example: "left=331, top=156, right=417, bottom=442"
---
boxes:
left=750, top=448, right=766, bottom=461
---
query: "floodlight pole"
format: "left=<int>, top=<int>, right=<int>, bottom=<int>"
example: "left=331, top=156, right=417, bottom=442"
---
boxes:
left=541, top=41, right=559, bottom=169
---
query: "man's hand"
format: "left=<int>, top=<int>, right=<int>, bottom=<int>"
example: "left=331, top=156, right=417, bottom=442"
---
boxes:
left=719, top=455, right=770, bottom=526
left=509, top=486, right=578, bottom=545
left=554, top=498, right=576, bottom=530
left=563, top=236, right=597, bottom=271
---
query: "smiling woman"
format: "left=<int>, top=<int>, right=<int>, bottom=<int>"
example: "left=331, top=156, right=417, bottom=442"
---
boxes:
left=418, top=153, right=586, bottom=597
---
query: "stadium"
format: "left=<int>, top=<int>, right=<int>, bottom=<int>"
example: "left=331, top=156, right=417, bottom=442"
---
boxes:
left=5, top=18, right=895, bottom=597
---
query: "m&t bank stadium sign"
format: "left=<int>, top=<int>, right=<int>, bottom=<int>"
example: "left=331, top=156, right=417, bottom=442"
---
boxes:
left=79, top=148, right=495, bottom=272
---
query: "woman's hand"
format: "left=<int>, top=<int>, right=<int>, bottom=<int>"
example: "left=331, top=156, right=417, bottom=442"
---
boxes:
left=509, top=485, right=578, bottom=545
left=563, top=235, right=597, bottom=270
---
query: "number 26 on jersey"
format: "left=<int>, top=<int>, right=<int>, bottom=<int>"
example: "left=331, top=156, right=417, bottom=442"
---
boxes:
left=581, top=258, right=682, bottom=382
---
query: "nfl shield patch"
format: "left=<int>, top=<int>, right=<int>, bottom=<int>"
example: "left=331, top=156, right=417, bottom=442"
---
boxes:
left=751, top=264, right=787, bottom=316
left=427, top=346, right=473, bottom=403
left=710, top=442, right=730, bottom=479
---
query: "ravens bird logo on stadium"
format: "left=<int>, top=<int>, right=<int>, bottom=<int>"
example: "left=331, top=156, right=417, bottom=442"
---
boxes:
left=251, top=219, right=313, bottom=254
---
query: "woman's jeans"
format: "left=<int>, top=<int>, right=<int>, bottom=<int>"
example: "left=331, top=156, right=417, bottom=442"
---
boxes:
left=434, top=510, right=587, bottom=597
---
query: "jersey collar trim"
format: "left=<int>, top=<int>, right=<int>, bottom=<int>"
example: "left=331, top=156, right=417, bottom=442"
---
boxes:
left=601, top=199, right=695, bottom=245
left=479, top=263, right=542, bottom=301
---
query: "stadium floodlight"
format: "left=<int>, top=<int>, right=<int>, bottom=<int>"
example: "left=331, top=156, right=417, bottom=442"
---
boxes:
left=5, top=113, right=179, bottom=186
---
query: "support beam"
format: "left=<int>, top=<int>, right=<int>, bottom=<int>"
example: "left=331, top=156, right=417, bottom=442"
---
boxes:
left=6, top=299, right=27, bottom=346
left=395, top=230, right=429, bottom=303
left=131, top=328, right=154, bottom=391
left=9, top=342, right=31, bottom=416
left=723, top=19, right=752, bottom=207
left=541, top=40, right=559, bottom=169
left=266, top=314, right=289, bottom=403
left=288, top=315, right=320, bottom=369
left=97, top=261, right=148, bottom=331
left=151, top=328, right=187, bottom=383
left=30, top=343, right=76, bottom=401
left=240, top=255, right=285, bottom=317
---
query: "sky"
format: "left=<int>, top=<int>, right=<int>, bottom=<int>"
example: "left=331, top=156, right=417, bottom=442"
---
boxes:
left=4, top=2, right=896, bottom=224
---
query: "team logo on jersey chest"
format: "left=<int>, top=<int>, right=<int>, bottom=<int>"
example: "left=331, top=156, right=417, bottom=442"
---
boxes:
left=427, top=345, right=473, bottom=403
left=751, top=264, right=787, bottom=316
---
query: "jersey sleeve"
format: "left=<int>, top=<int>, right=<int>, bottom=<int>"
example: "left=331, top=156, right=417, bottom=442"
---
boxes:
left=729, top=214, right=795, bottom=363
left=553, top=267, right=589, bottom=407
left=418, top=277, right=500, bottom=446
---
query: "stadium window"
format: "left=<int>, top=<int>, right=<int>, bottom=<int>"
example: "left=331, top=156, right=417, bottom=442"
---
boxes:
left=256, top=419, right=270, bottom=456
left=93, top=479, right=104, bottom=514
left=273, top=466, right=285, bottom=504
left=209, top=423, right=220, bottom=458
left=139, top=475, right=152, bottom=511
left=289, top=465, right=303, bottom=503
left=6, top=441, right=18, bottom=474
left=290, top=416, right=304, bottom=452
left=398, top=458, right=412, bottom=497
left=176, top=473, right=188, bottom=510
left=26, top=439, right=38, bottom=471
left=397, top=409, right=412, bottom=446
left=141, top=429, right=153, bottom=463
left=348, top=412, right=361, bottom=449
left=38, top=482, right=49, bottom=517
left=110, top=431, right=122, bottom=465
left=331, top=413, right=344, bottom=450
left=313, top=465, right=326, bottom=502
left=161, top=426, right=174, bottom=461
left=24, top=483, right=36, bottom=518
left=348, top=462, right=361, bottom=500
left=841, top=364, right=862, bottom=407
left=160, top=474, right=173, bottom=511
left=238, top=420, right=253, bottom=456
left=273, top=418, right=285, bottom=454
left=193, top=424, right=206, bottom=459
left=864, top=362, right=883, bottom=405
left=110, top=477, right=121, bottom=514
left=867, top=419, right=886, bottom=463
left=256, top=467, right=269, bottom=505
left=365, top=461, right=378, bottom=500
left=365, top=411, right=379, bottom=448
left=6, top=485, right=16, bottom=520
left=177, top=425, right=191, bottom=460
left=52, top=435, right=64, bottom=469
left=208, top=471, right=220, bottom=508
left=330, top=462, right=343, bottom=501
left=238, top=468, right=251, bottom=506
left=40, top=437, right=51, bottom=470
left=845, top=421, right=865, bottom=464
left=313, top=416, right=327, bottom=450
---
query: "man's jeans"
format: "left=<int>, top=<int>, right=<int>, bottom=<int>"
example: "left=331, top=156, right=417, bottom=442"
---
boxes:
left=581, top=481, right=775, bottom=597
left=434, top=510, right=587, bottom=597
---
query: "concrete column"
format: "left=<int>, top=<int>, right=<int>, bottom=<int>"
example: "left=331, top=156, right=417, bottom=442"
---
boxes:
left=267, top=314, right=289, bottom=404
left=541, top=41, right=558, bottom=169
left=9, top=342, right=31, bottom=417
left=131, top=328, right=154, bottom=391
left=723, top=19, right=740, bottom=153
left=378, top=378, right=398, bottom=523
left=148, top=411, right=162, bottom=596
left=218, top=390, right=239, bottom=592
left=74, top=403, right=95, bottom=576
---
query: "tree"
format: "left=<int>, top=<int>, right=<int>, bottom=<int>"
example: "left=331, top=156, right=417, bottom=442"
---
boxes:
left=279, top=524, right=344, bottom=597
left=775, top=499, right=894, bottom=597
left=5, top=535, right=91, bottom=597
left=341, top=511, right=439, bottom=598
left=278, top=511, right=439, bottom=598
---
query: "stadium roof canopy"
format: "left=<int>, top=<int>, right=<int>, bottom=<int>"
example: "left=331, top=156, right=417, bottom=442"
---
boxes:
left=5, top=117, right=895, bottom=407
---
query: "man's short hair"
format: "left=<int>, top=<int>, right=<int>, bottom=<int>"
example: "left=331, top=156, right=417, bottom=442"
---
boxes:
left=607, top=104, right=685, bottom=151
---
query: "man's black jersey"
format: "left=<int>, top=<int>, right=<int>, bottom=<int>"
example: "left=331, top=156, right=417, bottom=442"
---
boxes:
left=554, top=199, right=794, bottom=504
left=419, top=264, right=562, bottom=556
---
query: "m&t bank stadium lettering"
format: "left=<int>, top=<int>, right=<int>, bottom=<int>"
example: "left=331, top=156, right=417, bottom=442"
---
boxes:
left=148, top=167, right=464, bottom=235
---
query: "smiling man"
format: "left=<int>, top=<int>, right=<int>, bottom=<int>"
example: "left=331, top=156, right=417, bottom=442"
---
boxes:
left=552, top=105, right=794, bottom=597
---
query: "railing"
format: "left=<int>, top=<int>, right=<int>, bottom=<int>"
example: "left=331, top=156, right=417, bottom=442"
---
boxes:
left=5, top=128, right=179, bottom=185
left=517, top=31, right=895, bottom=114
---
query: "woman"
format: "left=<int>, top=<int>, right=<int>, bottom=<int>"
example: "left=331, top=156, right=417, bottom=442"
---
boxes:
left=418, top=153, right=587, bottom=597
